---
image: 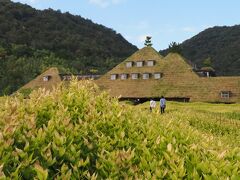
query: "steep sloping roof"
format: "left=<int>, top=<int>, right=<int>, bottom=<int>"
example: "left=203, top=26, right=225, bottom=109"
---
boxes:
left=125, top=46, right=163, bottom=61
left=20, top=67, right=62, bottom=91
left=96, top=47, right=199, bottom=97
left=108, top=46, right=164, bottom=74
left=96, top=47, right=240, bottom=102
left=151, top=53, right=201, bottom=99
left=19, top=47, right=240, bottom=102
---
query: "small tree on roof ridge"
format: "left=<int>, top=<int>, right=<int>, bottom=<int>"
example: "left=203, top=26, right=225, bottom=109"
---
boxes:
left=144, top=36, right=152, bottom=47
left=168, top=42, right=182, bottom=55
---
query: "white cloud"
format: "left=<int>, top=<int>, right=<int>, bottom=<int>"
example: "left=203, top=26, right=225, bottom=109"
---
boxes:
left=88, top=0, right=124, bottom=8
left=181, top=27, right=197, bottom=33
left=88, top=0, right=109, bottom=8
left=12, top=0, right=51, bottom=4
left=158, top=26, right=198, bottom=33
left=118, top=21, right=149, bottom=31
left=28, top=0, right=38, bottom=3
left=136, top=21, right=149, bottom=29
left=137, top=34, right=151, bottom=43
left=112, top=0, right=123, bottom=4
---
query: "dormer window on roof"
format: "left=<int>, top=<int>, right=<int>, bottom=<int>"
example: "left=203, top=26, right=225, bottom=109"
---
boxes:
left=43, top=75, right=51, bottom=82
left=143, top=73, right=150, bottom=79
left=121, top=74, right=128, bottom=80
left=154, top=73, right=162, bottom=79
left=136, top=61, right=144, bottom=67
left=110, top=74, right=118, bottom=80
left=147, top=60, right=155, bottom=67
left=131, top=73, right=139, bottom=80
left=220, top=91, right=231, bottom=99
left=126, top=61, right=133, bottom=68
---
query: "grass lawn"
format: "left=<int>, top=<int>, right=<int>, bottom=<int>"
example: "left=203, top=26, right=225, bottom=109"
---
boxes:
left=136, top=101, right=240, bottom=147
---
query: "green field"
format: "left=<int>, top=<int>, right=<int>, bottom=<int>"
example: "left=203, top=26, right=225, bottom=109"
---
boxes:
left=138, top=101, right=240, bottom=147
left=0, top=81, right=240, bottom=179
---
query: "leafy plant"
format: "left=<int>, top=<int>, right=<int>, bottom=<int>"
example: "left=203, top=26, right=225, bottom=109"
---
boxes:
left=0, top=80, right=240, bottom=179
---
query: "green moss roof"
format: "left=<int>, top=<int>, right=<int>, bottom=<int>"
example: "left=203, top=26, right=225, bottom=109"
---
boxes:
left=20, top=67, right=62, bottom=91
left=96, top=47, right=240, bottom=102
left=20, top=47, right=240, bottom=102
left=200, top=66, right=215, bottom=72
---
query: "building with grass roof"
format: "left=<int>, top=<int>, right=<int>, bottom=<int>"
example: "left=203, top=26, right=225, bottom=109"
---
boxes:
left=19, top=67, right=62, bottom=94
left=19, top=67, right=100, bottom=96
left=96, top=46, right=240, bottom=103
left=20, top=46, right=240, bottom=103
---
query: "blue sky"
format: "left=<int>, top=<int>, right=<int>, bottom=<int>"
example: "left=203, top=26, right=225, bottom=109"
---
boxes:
left=12, top=0, right=240, bottom=50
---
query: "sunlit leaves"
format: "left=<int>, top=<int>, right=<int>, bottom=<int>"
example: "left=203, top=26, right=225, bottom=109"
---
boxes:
left=0, top=80, right=240, bottom=178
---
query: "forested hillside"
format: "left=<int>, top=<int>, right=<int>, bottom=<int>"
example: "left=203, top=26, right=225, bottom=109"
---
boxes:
left=0, top=0, right=137, bottom=95
left=161, top=25, right=240, bottom=76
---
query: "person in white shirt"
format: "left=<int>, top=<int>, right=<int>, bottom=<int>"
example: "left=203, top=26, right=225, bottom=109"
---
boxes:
left=160, top=96, right=166, bottom=114
left=150, top=99, right=156, bottom=112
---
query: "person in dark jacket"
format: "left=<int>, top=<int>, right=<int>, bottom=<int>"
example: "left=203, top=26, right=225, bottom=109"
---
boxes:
left=160, top=96, right=166, bottom=114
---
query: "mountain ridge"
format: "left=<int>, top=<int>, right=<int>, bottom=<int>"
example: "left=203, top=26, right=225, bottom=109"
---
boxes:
left=160, top=25, right=240, bottom=76
left=0, top=0, right=137, bottom=95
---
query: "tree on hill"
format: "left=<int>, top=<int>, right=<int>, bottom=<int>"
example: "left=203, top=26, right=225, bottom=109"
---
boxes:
left=0, top=46, right=7, bottom=59
left=168, top=42, right=182, bottom=55
left=0, top=0, right=138, bottom=95
left=144, top=36, right=153, bottom=47
left=160, top=25, right=240, bottom=76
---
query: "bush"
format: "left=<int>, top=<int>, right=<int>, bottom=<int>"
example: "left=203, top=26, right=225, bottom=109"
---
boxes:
left=0, top=80, right=240, bottom=179
left=18, top=88, right=33, bottom=98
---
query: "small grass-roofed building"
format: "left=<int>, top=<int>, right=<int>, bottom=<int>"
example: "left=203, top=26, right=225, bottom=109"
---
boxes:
left=19, top=67, right=100, bottom=95
left=20, top=67, right=62, bottom=92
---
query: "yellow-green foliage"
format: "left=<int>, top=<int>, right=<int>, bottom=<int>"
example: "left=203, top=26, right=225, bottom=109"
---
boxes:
left=0, top=80, right=240, bottom=179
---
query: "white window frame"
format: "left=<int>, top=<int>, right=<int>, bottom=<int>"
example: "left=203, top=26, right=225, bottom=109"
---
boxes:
left=136, top=61, right=144, bottom=67
left=43, top=76, right=50, bottom=82
left=154, top=73, right=162, bottom=79
left=131, top=73, right=139, bottom=80
left=121, top=74, right=128, bottom=80
left=143, top=73, right=150, bottom=80
left=147, top=60, right=155, bottom=67
left=126, top=61, right=133, bottom=68
left=110, top=74, right=117, bottom=80
left=221, top=91, right=230, bottom=98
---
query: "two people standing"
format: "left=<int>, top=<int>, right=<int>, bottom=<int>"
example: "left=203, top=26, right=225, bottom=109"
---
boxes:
left=149, top=96, right=166, bottom=114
